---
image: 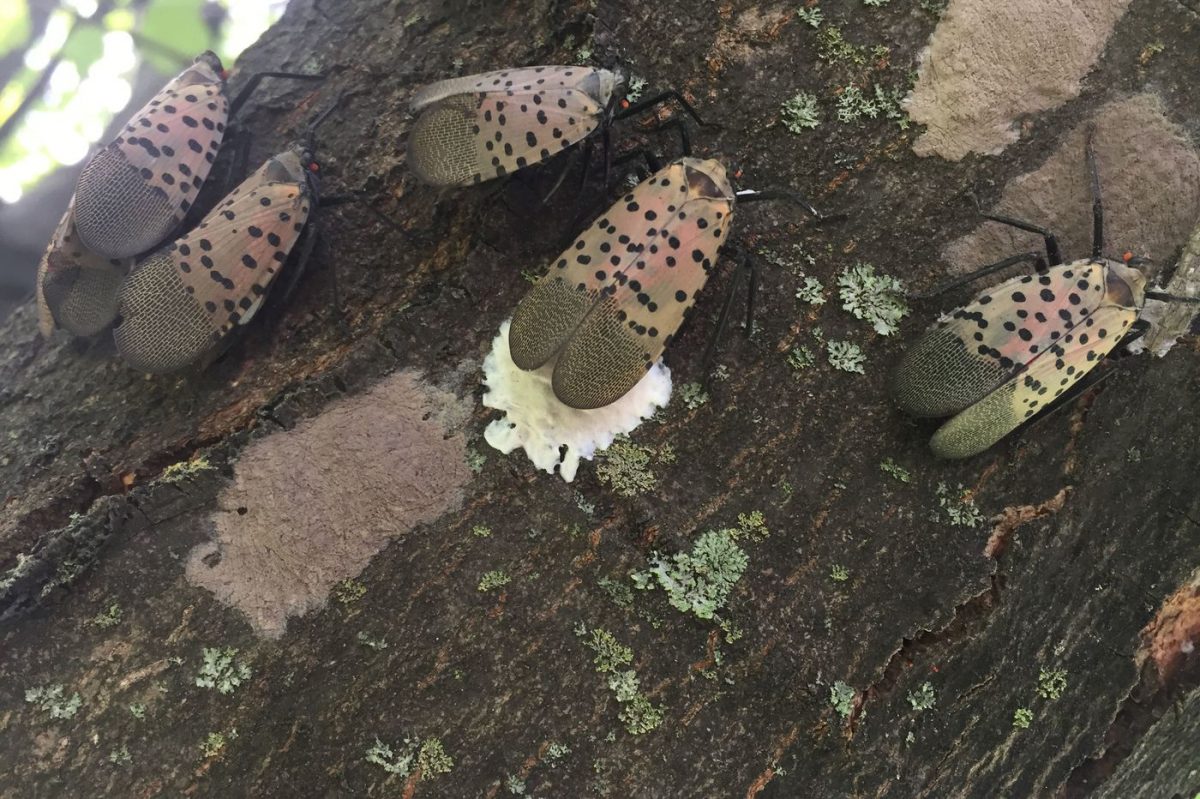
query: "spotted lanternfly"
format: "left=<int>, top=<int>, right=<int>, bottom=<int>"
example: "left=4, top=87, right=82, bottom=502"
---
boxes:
left=112, top=130, right=327, bottom=373
left=408, top=66, right=703, bottom=188
left=891, top=130, right=1199, bottom=459
left=73, top=52, right=321, bottom=260
left=36, top=200, right=131, bottom=337
left=73, top=52, right=230, bottom=259
left=508, top=156, right=820, bottom=409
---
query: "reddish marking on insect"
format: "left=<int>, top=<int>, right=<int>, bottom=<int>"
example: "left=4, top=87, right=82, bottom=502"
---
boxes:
left=308, top=162, right=320, bottom=172
left=733, top=168, right=744, bottom=179
left=931, top=665, right=940, bottom=673
left=1122, top=250, right=1134, bottom=263
left=620, top=98, right=630, bottom=110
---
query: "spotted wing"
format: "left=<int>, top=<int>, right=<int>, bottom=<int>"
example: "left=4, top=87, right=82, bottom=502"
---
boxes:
left=891, top=261, right=1111, bottom=418
left=37, top=202, right=130, bottom=336
left=114, top=164, right=309, bottom=373
left=510, top=161, right=732, bottom=409
left=408, top=66, right=610, bottom=186
left=74, top=64, right=227, bottom=258
left=930, top=299, right=1137, bottom=458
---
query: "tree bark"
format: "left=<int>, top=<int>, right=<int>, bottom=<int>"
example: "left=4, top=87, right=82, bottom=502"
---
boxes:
left=2, top=0, right=1199, bottom=796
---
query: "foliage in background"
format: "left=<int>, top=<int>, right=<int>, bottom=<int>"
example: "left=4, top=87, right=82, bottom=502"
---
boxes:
left=0, top=0, right=284, bottom=204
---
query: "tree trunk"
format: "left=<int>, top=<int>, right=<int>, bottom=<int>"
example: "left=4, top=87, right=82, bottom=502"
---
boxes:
left=2, top=0, right=1199, bottom=796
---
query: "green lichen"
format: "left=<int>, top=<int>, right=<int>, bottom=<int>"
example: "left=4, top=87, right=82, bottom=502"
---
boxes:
left=599, top=576, right=636, bottom=609
left=796, top=5, right=823, bottom=27
left=817, top=26, right=867, bottom=65
left=477, top=570, right=512, bottom=592
left=471, top=524, right=493, bottom=538
left=200, top=730, right=231, bottom=758
left=788, top=345, right=816, bottom=374
left=335, top=578, right=367, bottom=604
left=637, top=529, right=749, bottom=620
left=108, top=745, right=132, bottom=766
left=25, top=684, right=82, bottom=720
left=830, top=564, right=850, bottom=582
left=128, top=703, right=146, bottom=720
left=578, top=627, right=663, bottom=734
left=873, top=84, right=910, bottom=130
left=781, top=91, right=822, bottom=133
left=624, top=76, right=647, bottom=104
left=880, top=458, right=911, bottom=483
left=837, top=262, right=908, bottom=335
left=863, top=0, right=890, bottom=6
left=160, top=456, right=214, bottom=482
left=726, top=510, right=769, bottom=543
left=835, top=85, right=879, bottom=124
left=505, top=774, right=527, bottom=795
left=583, top=628, right=634, bottom=673
left=417, top=738, right=454, bottom=777
left=933, top=482, right=986, bottom=528
left=195, top=647, right=251, bottom=695
left=365, top=737, right=414, bottom=775
left=546, top=741, right=571, bottom=765
left=1037, top=668, right=1067, bottom=700
left=826, top=340, right=866, bottom=374
left=908, top=681, right=936, bottom=711
left=830, top=681, right=856, bottom=718
left=356, top=631, right=389, bottom=651
left=1013, top=708, right=1034, bottom=729
left=596, top=436, right=672, bottom=497
left=795, top=276, right=826, bottom=305
left=679, top=382, right=710, bottom=410
left=90, top=601, right=122, bottom=629
left=466, top=448, right=487, bottom=474
left=618, top=693, right=664, bottom=735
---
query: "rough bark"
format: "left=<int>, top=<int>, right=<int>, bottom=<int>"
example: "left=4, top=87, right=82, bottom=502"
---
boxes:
left=2, top=0, right=1199, bottom=796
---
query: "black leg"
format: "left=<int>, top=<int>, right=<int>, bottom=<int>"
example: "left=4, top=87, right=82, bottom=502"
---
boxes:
left=701, top=250, right=755, bottom=383
left=631, top=117, right=692, bottom=159
left=229, top=71, right=325, bottom=116
left=744, top=253, right=758, bottom=337
left=1084, top=125, right=1104, bottom=260
left=614, top=90, right=708, bottom=127
left=1145, top=290, right=1200, bottom=304
left=275, top=221, right=321, bottom=311
left=320, top=191, right=415, bottom=243
left=735, top=188, right=823, bottom=220
left=913, top=251, right=1044, bottom=300
left=978, top=212, right=1064, bottom=266
left=610, top=147, right=665, bottom=178
left=539, top=138, right=590, bottom=207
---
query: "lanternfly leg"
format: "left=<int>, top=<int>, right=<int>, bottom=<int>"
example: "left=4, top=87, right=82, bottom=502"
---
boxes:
left=978, top=212, right=1064, bottom=266
left=613, top=90, right=708, bottom=127
left=1084, top=125, right=1104, bottom=260
left=701, top=249, right=755, bottom=382
left=913, top=251, right=1044, bottom=300
left=228, top=71, right=325, bottom=115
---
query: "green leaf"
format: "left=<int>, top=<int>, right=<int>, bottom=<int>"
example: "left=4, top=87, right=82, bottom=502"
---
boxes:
left=139, top=0, right=211, bottom=74
left=0, top=1, right=30, bottom=58
left=103, top=8, right=136, bottom=32
left=61, top=25, right=105, bottom=77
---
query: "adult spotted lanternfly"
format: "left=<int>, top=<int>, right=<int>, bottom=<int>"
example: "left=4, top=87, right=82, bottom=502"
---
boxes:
left=891, top=130, right=1200, bottom=459
left=36, top=201, right=131, bottom=337
left=39, top=52, right=321, bottom=338
left=74, top=51, right=321, bottom=259
left=112, top=102, right=341, bottom=373
left=407, top=66, right=703, bottom=188
left=508, top=155, right=823, bottom=409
